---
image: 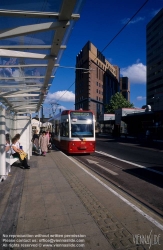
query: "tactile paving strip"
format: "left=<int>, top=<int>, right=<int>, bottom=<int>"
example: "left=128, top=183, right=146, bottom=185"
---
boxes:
left=53, top=154, right=146, bottom=250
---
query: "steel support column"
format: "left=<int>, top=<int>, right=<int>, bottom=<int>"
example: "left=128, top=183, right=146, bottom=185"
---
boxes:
left=0, top=106, right=6, bottom=180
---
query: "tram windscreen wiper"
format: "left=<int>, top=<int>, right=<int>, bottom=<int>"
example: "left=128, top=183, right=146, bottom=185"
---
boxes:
left=74, top=132, right=83, bottom=141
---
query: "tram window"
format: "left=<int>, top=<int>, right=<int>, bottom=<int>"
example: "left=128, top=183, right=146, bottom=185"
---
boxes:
left=71, top=124, right=80, bottom=132
left=55, top=124, right=59, bottom=135
left=60, top=122, right=69, bottom=137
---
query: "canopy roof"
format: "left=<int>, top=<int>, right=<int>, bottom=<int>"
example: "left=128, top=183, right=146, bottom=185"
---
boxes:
left=0, top=0, right=83, bottom=114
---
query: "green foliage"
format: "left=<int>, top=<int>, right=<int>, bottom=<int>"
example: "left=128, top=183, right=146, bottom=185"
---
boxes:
left=105, top=92, right=134, bottom=113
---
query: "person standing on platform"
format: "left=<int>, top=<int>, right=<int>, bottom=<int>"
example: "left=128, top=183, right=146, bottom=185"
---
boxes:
left=32, top=130, right=39, bottom=153
left=46, top=130, right=50, bottom=142
left=39, top=131, right=49, bottom=156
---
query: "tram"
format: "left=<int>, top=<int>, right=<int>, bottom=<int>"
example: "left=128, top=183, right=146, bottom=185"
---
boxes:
left=49, top=109, right=96, bottom=154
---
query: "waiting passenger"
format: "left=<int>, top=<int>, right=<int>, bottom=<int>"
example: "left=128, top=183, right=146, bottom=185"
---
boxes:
left=14, top=133, right=25, bottom=150
left=32, top=130, right=39, bottom=152
left=11, top=136, right=30, bottom=169
left=39, top=131, right=49, bottom=156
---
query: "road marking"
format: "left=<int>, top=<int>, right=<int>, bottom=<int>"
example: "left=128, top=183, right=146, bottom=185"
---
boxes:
left=61, top=151, right=163, bottom=231
left=96, top=150, right=163, bottom=176
left=86, top=159, right=118, bottom=175
left=119, top=142, right=161, bottom=152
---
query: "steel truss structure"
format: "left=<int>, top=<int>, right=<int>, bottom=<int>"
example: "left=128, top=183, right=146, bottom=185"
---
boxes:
left=0, top=0, right=83, bottom=114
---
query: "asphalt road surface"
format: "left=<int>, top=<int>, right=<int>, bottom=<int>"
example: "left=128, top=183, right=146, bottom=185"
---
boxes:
left=72, top=136, right=163, bottom=217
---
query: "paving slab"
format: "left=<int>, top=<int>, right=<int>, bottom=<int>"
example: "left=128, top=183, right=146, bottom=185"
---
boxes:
left=0, top=148, right=162, bottom=250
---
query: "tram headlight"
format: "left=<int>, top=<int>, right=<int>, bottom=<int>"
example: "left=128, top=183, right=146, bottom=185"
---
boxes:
left=87, top=119, right=91, bottom=124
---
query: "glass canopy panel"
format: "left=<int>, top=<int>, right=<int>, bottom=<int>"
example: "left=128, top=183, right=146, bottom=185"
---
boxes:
left=0, top=24, right=56, bottom=46
left=0, top=0, right=84, bottom=113
left=0, top=56, right=48, bottom=65
left=1, top=0, right=63, bottom=12
left=0, top=79, right=44, bottom=86
left=22, top=66, right=47, bottom=79
left=0, top=64, right=47, bottom=78
left=0, top=77, right=44, bottom=84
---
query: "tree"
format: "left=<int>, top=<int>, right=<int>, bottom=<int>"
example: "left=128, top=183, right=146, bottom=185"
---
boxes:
left=105, top=92, right=134, bottom=114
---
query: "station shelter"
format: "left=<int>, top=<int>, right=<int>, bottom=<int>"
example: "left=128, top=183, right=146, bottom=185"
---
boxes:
left=0, top=0, right=84, bottom=181
left=98, top=113, right=115, bottom=134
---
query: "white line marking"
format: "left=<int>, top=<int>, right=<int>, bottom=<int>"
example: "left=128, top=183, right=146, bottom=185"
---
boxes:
left=96, top=150, right=163, bottom=176
left=118, top=142, right=159, bottom=152
left=60, top=151, right=163, bottom=231
left=86, top=159, right=118, bottom=175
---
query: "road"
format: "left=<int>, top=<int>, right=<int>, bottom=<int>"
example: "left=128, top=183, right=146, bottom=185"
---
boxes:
left=72, top=136, right=163, bottom=217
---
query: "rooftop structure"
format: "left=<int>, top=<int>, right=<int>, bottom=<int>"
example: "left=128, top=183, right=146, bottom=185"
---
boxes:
left=120, top=77, right=130, bottom=101
left=146, top=8, right=163, bottom=112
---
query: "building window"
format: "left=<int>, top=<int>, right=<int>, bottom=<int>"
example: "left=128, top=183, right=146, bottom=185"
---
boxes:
left=122, top=83, right=128, bottom=89
left=96, top=82, right=98, bottom=86
left=96, top=89, right=98, bottom=93
left=96, top=96, right=98, bottom=100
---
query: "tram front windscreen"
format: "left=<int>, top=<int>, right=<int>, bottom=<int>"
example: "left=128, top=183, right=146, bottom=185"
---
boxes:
left=70, top=112, right=94, bottom=137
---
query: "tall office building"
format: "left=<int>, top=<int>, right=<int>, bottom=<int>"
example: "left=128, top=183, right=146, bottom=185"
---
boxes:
left=120, top=77, right=130, bottom=101
left=75, top=41, right=120, bottom=120
left=146, top=8, right=163, bottom=111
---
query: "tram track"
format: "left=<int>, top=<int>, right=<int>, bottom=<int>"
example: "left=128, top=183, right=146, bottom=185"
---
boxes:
left=72, top=152, right=163, bottom=218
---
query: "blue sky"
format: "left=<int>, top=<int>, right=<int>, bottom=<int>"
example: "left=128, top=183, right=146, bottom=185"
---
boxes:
left=44, top=0, right=163, bottom=116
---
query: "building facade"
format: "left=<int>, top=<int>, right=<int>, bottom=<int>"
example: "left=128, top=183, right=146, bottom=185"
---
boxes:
left=120, top=77, right=130, bottom=101
left=75, top=41, right=120, bottom=121
left=146, top=8, right=163, bottom=112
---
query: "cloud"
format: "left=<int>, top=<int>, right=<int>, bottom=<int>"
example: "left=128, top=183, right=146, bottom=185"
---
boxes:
left=45, top=90, right=75, bottom=103
left=137, top=96, right=146, bottom=101
left=136, top=58, right=141, bottom=63
left=121, top=62, right=146, bottom=84
left=121, top=16, right=145, bottom=25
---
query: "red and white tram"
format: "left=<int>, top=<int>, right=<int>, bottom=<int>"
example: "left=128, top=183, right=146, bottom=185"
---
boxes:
left=49, top=109, right=96, bottom=154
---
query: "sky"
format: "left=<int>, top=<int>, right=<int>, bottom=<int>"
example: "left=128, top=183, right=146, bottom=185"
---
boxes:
left=44, top=0, right=163, bottom=117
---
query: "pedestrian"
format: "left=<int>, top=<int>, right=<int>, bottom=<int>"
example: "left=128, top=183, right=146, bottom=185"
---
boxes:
left=46, top=130, right=50, bottom=142
left=32, top=129, right=39, bottom=153
left=11, top=136, right=30, bottom=169
left=14, top=133, right=21, bottom=149
left=39, top=131, right=49, bottom=156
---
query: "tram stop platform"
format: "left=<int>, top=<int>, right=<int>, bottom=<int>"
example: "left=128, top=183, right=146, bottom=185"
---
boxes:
left=0, top=148, right=163, bottom=250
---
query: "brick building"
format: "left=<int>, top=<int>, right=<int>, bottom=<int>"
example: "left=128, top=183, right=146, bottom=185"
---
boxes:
left=75, top=41, right=120, bottom=121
